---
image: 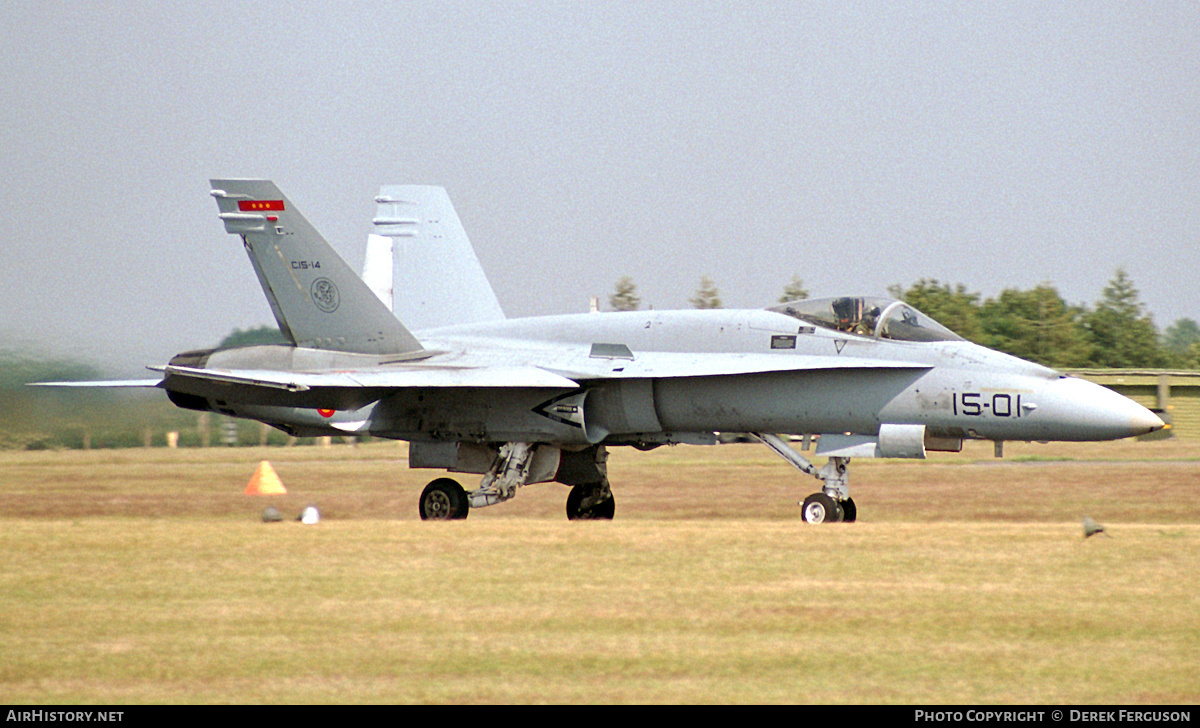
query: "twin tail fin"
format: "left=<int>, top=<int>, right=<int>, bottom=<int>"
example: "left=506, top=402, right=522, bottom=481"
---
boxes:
left=210, top=179, right=425, bottom=357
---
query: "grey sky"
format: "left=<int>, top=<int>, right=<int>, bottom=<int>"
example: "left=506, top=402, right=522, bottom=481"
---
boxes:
left=3, top=1, right=1197, bottom=373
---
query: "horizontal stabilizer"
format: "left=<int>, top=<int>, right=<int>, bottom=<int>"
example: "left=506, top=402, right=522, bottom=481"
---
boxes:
left=27, top=379, right=163, bottom=388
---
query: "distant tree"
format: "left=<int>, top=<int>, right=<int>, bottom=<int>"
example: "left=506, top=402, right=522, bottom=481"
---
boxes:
left=1082, top=269, right=1168, bottom=368
left=689, top=276, right=722, bottom=309
left=218, top=325, right=288, bottom=348
left=978, top=285, right=1094, bottom=368
left=778, top=275, right=809, bottom=303
left=0, top=351, right=102, bottom=388
left=889, top=279, right=981, bottom=341
left=608, top=276, right=641, bottom=311
left=1163, top=318, right=1200, bottom=355
left=1181, top=342, right=1200, bottom=370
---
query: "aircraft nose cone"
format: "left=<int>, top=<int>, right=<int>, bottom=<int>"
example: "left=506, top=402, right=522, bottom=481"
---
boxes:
left=1130, top=406, right=1166, bottom=436
left=1041, top=377, right=1165, bottom=440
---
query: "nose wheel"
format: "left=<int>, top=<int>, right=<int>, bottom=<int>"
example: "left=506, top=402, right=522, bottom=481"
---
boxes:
left=840, top=497, right=856, bottom=523
left=801, top=493, right=856, bottom=523
left=802, top=492, right=840, bottom=523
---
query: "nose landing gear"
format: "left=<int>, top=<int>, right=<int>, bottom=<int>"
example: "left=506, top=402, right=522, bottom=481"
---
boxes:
left=754, top=433, right=857, bottom=524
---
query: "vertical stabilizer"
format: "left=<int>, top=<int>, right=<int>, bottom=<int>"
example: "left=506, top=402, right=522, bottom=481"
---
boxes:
left=371, top=186, right=505, bottom=330
left=210, top=179, right=425, bottom=356
left=362, top=233, right=395, bottom=311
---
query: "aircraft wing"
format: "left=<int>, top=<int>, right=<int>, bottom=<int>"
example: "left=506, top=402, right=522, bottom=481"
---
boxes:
left=548, top=351, right=933, bottom=380
left=159, top=364, right=580, bottom=390
left=156, top=364, right=581, bottom=410
left=32, top=353, right=928, bottom=412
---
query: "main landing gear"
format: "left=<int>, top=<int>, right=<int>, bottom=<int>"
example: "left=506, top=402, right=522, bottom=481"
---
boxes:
left=753, top=432, right=857, bottom=524
left=418, top=476, right=617, bottom=521
left=418, top=443, right=616, bottom=521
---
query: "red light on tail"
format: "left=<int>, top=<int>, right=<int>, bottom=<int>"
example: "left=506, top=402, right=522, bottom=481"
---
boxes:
left=238, top=200, right=285, bottom=212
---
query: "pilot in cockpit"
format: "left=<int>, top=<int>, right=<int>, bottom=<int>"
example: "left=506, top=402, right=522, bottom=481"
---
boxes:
left=832, top=297, right=861, bottom=332
left=831, top=297, right=883, bottom=335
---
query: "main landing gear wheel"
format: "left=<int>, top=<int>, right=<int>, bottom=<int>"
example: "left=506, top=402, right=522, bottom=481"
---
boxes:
left=801, top=492, right=844, bottom=524
left=419, top=478, right=469, bottom=520
left=566, top=484, right=615, bottom=520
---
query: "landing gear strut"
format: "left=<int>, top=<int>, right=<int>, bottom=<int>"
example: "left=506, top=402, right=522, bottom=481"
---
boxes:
left=753, top=433, right=857, bottom=524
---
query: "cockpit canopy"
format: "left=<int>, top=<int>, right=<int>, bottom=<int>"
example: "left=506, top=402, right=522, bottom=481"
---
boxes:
left=767, top=296, right=963, bottom=343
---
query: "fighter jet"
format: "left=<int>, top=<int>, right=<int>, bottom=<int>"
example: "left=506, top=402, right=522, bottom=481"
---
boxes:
left=37, top=179, right=1165, bottom=523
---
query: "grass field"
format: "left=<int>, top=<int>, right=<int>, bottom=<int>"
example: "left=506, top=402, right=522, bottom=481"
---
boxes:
left=1, top=440, right=1197, bottom=703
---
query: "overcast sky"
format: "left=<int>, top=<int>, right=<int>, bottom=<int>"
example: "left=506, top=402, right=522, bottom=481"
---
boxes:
left=3, top=1, right=1197, bottom=373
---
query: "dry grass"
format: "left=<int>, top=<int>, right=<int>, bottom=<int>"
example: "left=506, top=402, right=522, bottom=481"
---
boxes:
left=0, top=439, right=1198, bottom=703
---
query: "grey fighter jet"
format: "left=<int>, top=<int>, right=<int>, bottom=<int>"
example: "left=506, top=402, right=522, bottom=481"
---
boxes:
left=38, top=179, right=1165, bottom=523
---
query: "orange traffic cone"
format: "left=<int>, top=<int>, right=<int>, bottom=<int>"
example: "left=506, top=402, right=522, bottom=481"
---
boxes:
left=245, top=460, right=287, bottom=495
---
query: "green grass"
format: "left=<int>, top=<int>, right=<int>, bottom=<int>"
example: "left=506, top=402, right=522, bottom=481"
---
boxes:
left=0, top=441, right=1198, bottom=703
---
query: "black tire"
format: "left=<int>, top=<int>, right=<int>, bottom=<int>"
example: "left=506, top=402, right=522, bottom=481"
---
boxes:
left=566, top=484, right=615, bottom=520
left=419, top=478, right=469, bottom=520
left=840, top=497, right=857, bottom=523
left=801, top=492, right=843, bottom=524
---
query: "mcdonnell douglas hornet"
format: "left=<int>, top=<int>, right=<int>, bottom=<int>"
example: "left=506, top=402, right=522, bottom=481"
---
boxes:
left=39, top=180, right=1165, bottom=522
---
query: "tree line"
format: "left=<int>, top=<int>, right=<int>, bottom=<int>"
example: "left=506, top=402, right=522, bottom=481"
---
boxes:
left=608, top=269, right=1199, bottom=370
